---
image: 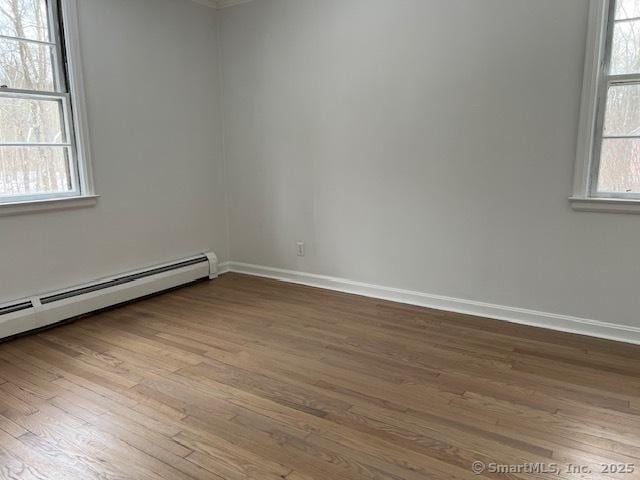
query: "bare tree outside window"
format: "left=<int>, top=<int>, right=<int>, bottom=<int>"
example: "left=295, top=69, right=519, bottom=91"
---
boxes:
left=597, top=0, right=640, bottom=193
left=0, top=0, right=73, bottom=199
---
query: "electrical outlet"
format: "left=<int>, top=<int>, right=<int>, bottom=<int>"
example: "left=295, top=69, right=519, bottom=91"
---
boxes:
left=296, top=242, right=306, bottom=257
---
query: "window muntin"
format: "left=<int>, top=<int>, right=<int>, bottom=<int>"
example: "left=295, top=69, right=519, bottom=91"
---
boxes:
left=593, top=0, right=640, bottom=196
left=0, top=0, right=79, bottom=202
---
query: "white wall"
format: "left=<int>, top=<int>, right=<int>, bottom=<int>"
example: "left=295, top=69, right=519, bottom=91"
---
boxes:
left=220, top=0, right=640, bottom=329
left=0, top=0, right=228, bottom=303
left=4, top=0, right=638, bottom=334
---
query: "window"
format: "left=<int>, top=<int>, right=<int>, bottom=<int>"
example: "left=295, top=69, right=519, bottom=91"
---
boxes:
left=573, top=0, right=640, bottom=212
left=0, top=0, right=93, bottom=212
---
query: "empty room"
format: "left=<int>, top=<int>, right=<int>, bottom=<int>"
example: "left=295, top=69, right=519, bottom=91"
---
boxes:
left=1, top=0, right=639, bottom=478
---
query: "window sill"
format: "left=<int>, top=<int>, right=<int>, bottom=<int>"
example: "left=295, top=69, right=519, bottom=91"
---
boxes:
left=570, top=196, right=640, bottom=214
left=0, top=195, right=99, bottom=217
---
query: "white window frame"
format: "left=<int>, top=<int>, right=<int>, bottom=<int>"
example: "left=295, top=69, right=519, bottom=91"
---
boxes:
left=572, top=0, right=640, bottom=213
left=0, top=0, right=96, bottom=216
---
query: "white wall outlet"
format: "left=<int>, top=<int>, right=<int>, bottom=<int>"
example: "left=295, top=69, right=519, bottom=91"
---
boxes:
left=296, top=242, right=306, bottom=257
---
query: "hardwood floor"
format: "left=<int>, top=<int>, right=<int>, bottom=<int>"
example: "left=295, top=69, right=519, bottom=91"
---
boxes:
left=0, top=272, right=639, bottom=479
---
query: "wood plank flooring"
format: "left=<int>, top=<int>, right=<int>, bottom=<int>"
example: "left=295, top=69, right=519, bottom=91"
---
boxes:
left=0, top=272, right=639, bottom=479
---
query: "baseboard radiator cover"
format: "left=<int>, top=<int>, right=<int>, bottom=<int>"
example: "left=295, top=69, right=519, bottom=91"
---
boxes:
left=222, top=261, right=640, bottom=346
left=0, top=252, right=218, bottom=340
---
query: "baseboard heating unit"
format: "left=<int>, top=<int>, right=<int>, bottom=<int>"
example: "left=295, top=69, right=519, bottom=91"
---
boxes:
left=0, top=252, right=219, bottom=340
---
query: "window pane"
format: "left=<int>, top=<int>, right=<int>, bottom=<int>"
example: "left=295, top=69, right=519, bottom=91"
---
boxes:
left=0, top=96, right=64, bottom=143
left=611, top=19, right=640, bottom=75
left=0, top=145, right=71, bottom=196
left=615, top=0, right=640, bottom=20
left=0, top=37, right=55, bottom=91
left=0, top=0, right=50, bottom=41
left=603, top=84, right=640, bottom=136
left=597, top=138, right=640, bottom=193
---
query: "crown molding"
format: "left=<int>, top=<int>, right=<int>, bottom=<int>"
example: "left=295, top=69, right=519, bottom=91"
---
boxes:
left=190, top=0, right=217, bottom=8
left=216, top=0, right=256, bottom=8
left=191, top=0, right=256, bottom=9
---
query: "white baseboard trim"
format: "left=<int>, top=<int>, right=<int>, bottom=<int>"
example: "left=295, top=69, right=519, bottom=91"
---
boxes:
left=218, top=261, right=232, bottom=275
left=223, top=262, right=640, bottom=346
